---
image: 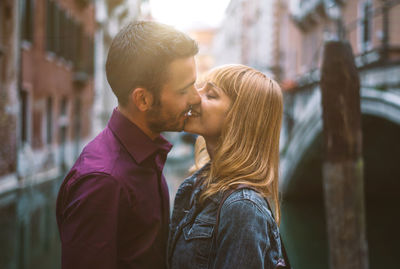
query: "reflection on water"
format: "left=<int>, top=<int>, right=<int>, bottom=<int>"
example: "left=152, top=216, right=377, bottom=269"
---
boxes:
left=280, top=199, right=328, bottom=269
left=280, top=197, right=399, bottom=269
left=366, top=199, right=398, bottom=268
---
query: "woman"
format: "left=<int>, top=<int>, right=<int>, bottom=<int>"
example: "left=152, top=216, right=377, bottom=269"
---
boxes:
left=167, top=64, right=287, bottom=269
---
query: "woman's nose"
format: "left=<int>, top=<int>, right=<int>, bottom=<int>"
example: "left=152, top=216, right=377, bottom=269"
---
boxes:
left=189, top=87, right=201, bottom=105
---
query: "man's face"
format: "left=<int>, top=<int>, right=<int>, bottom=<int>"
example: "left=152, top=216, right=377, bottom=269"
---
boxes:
left=147, top=56, right=201, bottom=133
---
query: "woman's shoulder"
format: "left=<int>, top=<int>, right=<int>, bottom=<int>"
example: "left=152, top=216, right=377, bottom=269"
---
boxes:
left=222, top=188, right=275, bottom=222
left=173, top=175, right=196, bottom=204
left=178, top=174, right=197, bottom=190
left=176, top=163, right=210, bottom=194
left=218, top=188, right=281, bottom=248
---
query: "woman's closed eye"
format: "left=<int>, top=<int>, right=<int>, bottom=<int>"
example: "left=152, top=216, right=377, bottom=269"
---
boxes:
left=205, top=82, right=219, bottom=99
left=206, top=91, right=217, bottom=99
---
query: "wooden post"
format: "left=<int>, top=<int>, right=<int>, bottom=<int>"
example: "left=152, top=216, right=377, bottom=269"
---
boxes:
left=320, top=41, right=369, bottom=269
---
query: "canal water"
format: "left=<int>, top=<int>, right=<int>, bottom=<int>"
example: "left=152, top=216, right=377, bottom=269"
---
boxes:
left=280, top=197, right=398, bottom=269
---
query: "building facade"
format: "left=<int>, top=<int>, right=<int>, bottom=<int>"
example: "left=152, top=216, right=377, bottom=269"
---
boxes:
left=0, top=0, right=95, bottom=268
left=188, top=27, right=217, bottom=77
left=19, top=0, right=95, bottom=179
left=0, top=0, right=19, bottom=180
left=93, top=0, right=143, bottom=134
left=0, top=1, right=20, bottom=266
left=213, top=0, right=280, bottom=76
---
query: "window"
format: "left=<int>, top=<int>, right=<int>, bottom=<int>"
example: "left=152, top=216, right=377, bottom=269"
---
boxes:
left=44, top=0, right=94, bottom=74
left=59, top=97, right=68, bottom=144
left=360, top=1, right=372, bottom=52
left=59, top=97, right=68, bottom=169
left=60, top=9, right=67, bottom=59
left=88, top=37, right=94, bottom=75
left=21, top=0, right=34, bottom=42
left=54, top=3, right=61, bottom=54
left=73, top=97, right=81, bottom=141
left=45, top=0, right=61, bottom=54
left=75, top=23, right=83, bottom=68
left=65, top=14, right=74, bottom=61
left=46, top=97, right=53, bottom=144
left=70, top=20, right=79, bottom=65
left=81, top=35, right=94, bottom=74
left=46, top=0, right=54, bottom=52
left=0, top=0, right=4, bottom=76
left=20, top=89, right=30, bottom=144
left=73, top=97, right=82, bottom=158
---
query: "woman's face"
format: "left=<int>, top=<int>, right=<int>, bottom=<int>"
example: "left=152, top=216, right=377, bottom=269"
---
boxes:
left=184, top=81, right=231, bottom=138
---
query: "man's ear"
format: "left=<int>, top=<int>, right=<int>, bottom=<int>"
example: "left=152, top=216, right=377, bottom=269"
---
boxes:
left=131, top=88, right=154, bottom=112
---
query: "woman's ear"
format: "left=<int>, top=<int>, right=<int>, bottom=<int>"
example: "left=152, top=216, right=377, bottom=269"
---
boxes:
left=131, top=88, right=154, bottom=111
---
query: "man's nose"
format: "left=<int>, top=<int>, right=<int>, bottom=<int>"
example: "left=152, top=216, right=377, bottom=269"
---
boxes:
left=189, top=87, right=201, bottom=105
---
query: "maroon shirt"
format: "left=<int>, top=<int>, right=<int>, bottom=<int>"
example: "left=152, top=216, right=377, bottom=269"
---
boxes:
left=56, top=108, right=172, bottom=269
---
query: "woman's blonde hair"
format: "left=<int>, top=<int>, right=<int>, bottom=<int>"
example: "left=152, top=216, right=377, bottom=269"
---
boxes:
left=193, top=64, right=283, bottom=224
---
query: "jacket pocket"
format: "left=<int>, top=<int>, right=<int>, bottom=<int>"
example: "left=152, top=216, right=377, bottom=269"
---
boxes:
left=182, top=221, right=214, bottom=268
left=183, top=221, right=214, bottom=240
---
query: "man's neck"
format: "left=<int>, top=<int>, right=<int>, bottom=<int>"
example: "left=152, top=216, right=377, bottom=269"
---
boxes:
left=117, top=106, right=160, bottom=140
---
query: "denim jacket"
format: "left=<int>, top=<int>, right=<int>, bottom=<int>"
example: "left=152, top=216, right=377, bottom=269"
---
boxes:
left=167, top=165, right=284, bottom=269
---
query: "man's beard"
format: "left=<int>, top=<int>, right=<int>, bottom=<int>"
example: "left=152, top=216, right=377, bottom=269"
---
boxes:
left=146, top=105, right=187, bottom=134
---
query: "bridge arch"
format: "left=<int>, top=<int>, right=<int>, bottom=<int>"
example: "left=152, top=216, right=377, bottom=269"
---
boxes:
left=279, top=87, right=400, bottom=269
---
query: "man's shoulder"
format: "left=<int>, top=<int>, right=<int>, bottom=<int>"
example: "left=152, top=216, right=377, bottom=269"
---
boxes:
left=59, top=129, right=122, bottom=188
left=77, top=128, right=124, bottom=174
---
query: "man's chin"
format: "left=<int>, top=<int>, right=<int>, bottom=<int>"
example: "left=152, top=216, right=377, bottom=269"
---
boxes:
left=161, top=122, right=186, bottom=133
left=147, top=115, right=184, bottom=133
left=165, top=126, right=185, bottom=133
left=183, top=122, right=197, bottom=134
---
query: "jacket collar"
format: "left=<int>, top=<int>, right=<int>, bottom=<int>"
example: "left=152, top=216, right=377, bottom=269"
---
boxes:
left=189, top=162, right=226, bottom=206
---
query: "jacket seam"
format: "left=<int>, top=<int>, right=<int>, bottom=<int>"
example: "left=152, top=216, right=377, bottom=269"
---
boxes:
left=222, top=191, right=272, bottom=217
left=222, top=197, right=267, bottom=217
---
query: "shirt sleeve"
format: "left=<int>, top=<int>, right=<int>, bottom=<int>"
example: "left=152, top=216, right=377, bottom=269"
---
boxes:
left=211, top=199, right=274, bottom=269
left=58, top=173, right=125, bottom=269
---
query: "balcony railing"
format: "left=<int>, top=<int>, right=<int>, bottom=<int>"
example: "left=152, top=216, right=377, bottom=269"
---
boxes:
left=291, top=0, right=327, bottom=31
left=355, top=46, right=400, bottom=69
left=285, top=0, right=400, bottom=92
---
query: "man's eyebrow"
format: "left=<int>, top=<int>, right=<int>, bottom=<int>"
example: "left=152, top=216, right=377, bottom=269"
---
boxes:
left=178, top=80, right=196, bottom=91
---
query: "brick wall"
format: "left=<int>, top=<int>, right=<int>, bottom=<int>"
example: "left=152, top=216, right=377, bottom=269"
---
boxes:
left=21, top=0, right=95, bottom=154
left=0, top=0, right=18, bottom=177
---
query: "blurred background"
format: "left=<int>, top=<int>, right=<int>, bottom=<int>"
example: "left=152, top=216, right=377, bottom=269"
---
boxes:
left=0, top=0, right=399, bottom=268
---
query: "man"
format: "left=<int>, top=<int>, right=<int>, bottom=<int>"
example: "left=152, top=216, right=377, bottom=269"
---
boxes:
left=56, top=21, right=200, bottom=269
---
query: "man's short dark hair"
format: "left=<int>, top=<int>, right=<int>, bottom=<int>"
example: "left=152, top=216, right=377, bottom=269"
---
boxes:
left=106, top=21, right=199, bottom=106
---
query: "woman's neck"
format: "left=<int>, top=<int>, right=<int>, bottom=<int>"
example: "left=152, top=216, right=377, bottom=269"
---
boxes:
left=204, top=136, right=219, bottom=160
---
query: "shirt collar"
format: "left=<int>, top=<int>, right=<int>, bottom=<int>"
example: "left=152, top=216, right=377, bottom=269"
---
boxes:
left=108, top=108, right=173, bottom=163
